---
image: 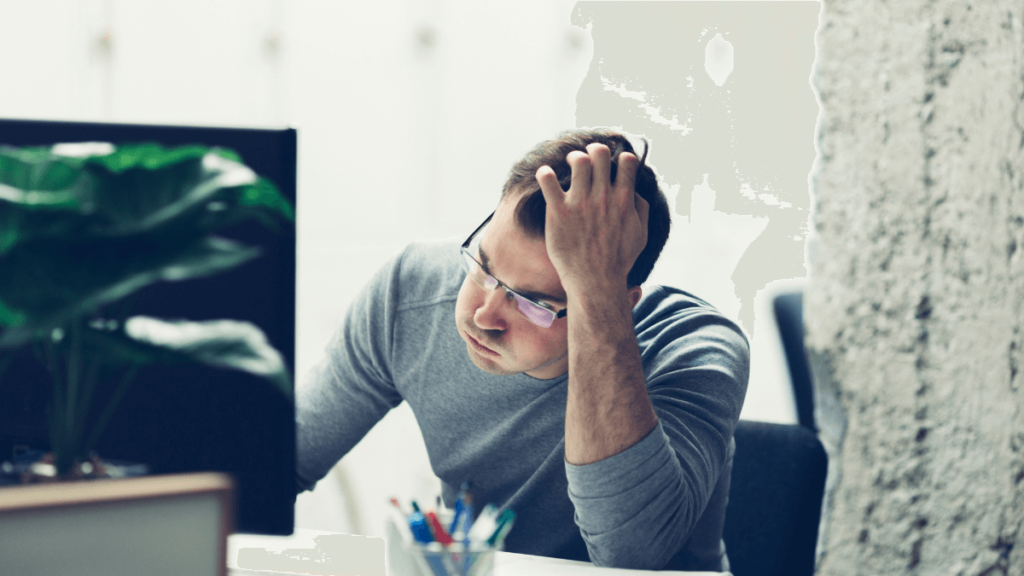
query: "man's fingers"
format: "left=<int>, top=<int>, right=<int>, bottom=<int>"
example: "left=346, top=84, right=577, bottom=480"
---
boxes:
left=566, top=150, right=592, bottom=200
left=635, top=192, right=650, bottom=229
left=616, top=152, right=640, bottom=192
left=635, top=192, right=650, bottom=252
left=585, top=143, right=611, bottom=194
left=536, top=165, right=566, bottom=207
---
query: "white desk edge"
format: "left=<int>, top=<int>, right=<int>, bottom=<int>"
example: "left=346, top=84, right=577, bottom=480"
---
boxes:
left=228, top=528, right=726, bottom=576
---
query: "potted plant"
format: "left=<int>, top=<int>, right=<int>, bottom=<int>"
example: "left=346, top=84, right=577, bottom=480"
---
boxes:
left=0, top=141, right=294, bottom=481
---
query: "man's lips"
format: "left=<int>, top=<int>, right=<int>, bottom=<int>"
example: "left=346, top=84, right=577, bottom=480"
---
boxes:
left=465, top=331, right=499, bottom=356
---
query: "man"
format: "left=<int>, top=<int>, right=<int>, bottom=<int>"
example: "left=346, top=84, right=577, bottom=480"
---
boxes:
left=296, top=129, right=749, bottom=571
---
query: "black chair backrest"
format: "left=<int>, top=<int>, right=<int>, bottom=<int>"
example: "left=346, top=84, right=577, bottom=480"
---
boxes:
left=773, top=290, right=816, bottom=431
left=723, top=420, right=827, bottom=576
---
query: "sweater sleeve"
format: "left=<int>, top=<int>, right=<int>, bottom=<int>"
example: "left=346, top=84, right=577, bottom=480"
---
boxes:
left=564, top=303, right=749, bottom=569
left=295, top=249, right=407, bottom=493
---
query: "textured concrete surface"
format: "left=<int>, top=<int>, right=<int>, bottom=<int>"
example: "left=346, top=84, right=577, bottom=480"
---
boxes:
left=806, top=1, right=1024, bottom=574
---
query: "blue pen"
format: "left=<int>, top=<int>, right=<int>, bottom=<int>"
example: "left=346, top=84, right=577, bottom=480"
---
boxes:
left=450, top=481, right=470, bottom=533
left=408, top=509, right=449, bottom=576
left=452, top=507, right=472, bottom=574
left=408, top=509, right=433, bottom=544
left=451, top=495, right=474, bottom=542
left=452, top=497, right=475, bottom=575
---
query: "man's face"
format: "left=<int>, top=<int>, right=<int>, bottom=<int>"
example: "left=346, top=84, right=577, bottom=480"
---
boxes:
left=454, top=198, right=570, bottom=380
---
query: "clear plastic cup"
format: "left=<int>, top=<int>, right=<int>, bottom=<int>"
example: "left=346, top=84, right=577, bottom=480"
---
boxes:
left=411, top=541, right=496, bottom=576
left=385, top=518, right=498, bottom=576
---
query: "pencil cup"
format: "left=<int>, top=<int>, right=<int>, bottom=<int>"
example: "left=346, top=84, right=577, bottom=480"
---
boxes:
left=385, top=518, right=498, bottom=576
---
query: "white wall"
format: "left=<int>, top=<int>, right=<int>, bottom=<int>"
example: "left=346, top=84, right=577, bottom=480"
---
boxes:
left=0, top=0, right=801, bottom=539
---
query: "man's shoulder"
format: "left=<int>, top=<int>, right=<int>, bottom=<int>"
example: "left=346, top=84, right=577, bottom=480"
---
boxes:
left=634, top=285, right=729, bottom=322
left=635, top=286, right=750, bottom=420
left=391, top=237, right=464, bottom=310
left=634, top=285, right=749, bottom=350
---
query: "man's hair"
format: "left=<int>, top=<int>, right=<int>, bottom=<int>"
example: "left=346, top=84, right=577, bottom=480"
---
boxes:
left=500, top=128, right=671, bottom=287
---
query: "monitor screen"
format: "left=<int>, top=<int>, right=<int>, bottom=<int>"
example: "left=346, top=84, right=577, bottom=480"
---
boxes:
left=0, top=118, right=296, bottom=535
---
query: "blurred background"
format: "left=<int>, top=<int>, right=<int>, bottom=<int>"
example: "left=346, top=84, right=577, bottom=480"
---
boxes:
left=0, top=0, right=811, bottom=539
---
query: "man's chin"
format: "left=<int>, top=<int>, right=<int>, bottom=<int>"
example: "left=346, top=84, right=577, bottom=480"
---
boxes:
left=465, top=343, right=519, bottom=376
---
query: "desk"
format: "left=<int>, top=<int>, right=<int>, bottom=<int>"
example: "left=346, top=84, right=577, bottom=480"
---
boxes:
left=228, top=529, right=725, bottom=576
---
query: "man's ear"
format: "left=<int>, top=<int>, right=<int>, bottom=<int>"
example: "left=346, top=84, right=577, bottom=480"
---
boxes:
left=628, top=286, right=643, bottom=308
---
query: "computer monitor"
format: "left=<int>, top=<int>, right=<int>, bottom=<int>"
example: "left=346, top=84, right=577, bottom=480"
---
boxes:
left=0, top=118, right=296, bottom=535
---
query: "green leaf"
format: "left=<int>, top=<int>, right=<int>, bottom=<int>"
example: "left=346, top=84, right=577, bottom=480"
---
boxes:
left=81, top=316, right=292, bottom=398
left=209, top=148, right=243, bottom=164
left=0, top=142, right=294, bottom=350
left=0, top=146, right=95, bottom=254
left=0, top=143, right=294, bottom=256
left=0, top=197, right=95, bottom=256
left=0, top=297, right=27, bottom=327
left=0, top=186, right=81, bottom=208
left=85, top=150, right=259, bottom=236
left=85, top=143, right=208, bottom=173
left=238, top=177, right=295, bottom=222
left=0, top=145, right=87, bottom=192
left=0, top=235, right=261, bottom=347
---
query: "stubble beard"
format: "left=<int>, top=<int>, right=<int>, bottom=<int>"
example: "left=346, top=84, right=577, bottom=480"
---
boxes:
left=458, top=317, right=567, bottom=378
left=460, top=321, right=518, bottom=376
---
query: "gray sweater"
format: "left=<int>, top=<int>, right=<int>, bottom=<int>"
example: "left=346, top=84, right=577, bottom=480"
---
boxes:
left=295, top=239, right=749, bottom=571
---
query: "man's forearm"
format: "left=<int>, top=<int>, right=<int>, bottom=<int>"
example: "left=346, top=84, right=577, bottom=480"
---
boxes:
left=563, top=288, right=658, bottom=465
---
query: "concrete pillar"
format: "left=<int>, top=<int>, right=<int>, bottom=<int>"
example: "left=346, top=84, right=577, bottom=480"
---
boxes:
left=806, top=1, right=1024, bottom=574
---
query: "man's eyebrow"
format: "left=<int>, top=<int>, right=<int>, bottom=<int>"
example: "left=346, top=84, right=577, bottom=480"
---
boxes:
left=477, top=245, right=567, bottom=306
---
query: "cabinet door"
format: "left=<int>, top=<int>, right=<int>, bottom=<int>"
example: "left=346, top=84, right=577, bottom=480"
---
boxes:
left=431, top=0, right=588, bottom=235
left=0, top=0, right=107, bottom=121
left=110, top=0, right=280, bottom=126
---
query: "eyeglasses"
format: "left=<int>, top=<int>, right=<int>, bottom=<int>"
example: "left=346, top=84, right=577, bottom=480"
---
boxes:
left=459, top=211, right=567, bottom=329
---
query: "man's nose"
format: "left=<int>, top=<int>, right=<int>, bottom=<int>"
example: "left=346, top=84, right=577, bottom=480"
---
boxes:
left=473, top=286, right=510, bottom=331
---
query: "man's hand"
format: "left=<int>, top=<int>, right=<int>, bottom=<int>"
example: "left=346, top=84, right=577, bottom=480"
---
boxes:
left=535, top=143, right=650, bottom=294
left=538, top=142, right=659, bottom=466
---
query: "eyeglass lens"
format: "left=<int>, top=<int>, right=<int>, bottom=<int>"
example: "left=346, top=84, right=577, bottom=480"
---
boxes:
left=459, top=250, right=556, bottom=328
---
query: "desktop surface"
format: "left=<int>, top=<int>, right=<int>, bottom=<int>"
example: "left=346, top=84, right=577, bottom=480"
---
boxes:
left=228, top=528, right=726, bottom=576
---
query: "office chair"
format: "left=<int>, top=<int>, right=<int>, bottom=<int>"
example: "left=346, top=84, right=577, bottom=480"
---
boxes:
left=720, top=287, right=827, bottom=576
left=773, top=289, right=817, bottom=431
left=722, top=420, right=827, bottom=576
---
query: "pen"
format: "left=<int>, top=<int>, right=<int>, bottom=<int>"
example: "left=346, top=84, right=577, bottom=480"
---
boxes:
left=408, top=510, right=451, bottom=576
left=465, top=507, right=507, bottom=576
left=450, top=481, right=471, bottom=533
left=395, top=494, right=513, bottom=576
left=408, top=509, right=433, bottom=545
left=488, top=518, right=514, bottom=549
left=486, top=510, right=516, bottom=547
left=451, top=495, right=474, bottom=544
left=451, top=510, right=471, bottom=544
left=426, top=511, right=455, bottom=546
left=426, top=514, right=460, bottom=576
left=466, top=504, right=498, bottom=542
left=389, top=497, right=410, bottom=517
